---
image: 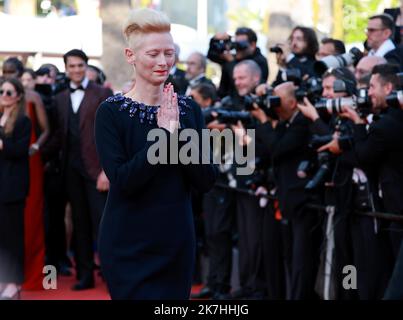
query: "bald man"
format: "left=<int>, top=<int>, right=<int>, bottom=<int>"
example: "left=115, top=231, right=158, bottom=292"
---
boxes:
left=255, top=82, right=319, bottom=300
left=355, top=56, right=387, bottom=88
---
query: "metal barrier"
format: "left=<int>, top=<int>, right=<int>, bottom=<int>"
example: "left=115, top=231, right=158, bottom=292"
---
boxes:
left=214, top=182, right=403, bottom=222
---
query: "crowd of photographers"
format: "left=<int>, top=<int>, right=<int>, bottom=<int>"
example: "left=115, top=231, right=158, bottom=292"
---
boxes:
left=1, top=5, right=403, bottom=301
left=190, top=10, right=403, bottom=300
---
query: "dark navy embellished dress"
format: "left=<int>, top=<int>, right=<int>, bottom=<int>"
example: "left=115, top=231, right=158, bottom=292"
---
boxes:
left=95, top=93, right=217, bottom=300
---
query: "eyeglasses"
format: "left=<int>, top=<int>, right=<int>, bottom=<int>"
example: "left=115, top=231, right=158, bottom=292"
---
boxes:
left=0, top=89, right=16, bottom=97
left=365, top=28, right=386, bottom=33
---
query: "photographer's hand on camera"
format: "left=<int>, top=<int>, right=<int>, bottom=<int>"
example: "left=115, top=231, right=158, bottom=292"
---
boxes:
left=249, top=101, right=269, bottom=124
left=275, top=43, right=292, bottom=68
left=317, top=133, right=343, bottom=155
left=297, top=97, right=320, bottom=122
left=207, top=119, right=227, bottom=131
left=339, top=105, right=366, bottom=124
left=231, top=120, right=253, bottom=146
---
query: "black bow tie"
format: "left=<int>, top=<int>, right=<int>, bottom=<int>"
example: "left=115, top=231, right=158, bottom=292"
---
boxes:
left=70, top=85, right=85, bottom=93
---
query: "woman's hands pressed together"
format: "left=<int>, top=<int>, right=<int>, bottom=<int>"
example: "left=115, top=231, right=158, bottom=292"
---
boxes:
left=157, top=83, right=179, bottom=134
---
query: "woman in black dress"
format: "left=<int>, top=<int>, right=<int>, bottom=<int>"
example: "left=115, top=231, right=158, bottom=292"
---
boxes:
left=95, top=8, right=217, bottom=300
left=0, top=77, right=31, bottom=300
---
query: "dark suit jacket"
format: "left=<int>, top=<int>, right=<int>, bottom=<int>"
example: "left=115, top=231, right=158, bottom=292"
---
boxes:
left=167, top=68, right=189, bottom=95
left=53, top=81, right=113, bottom=181
left=384, top=47, right=403, bottom=71
left=0, top=115, right=31, bottom=203
left=384, top=8, right=402, bottom=45
left=207, top=41, right=269, bottom=98
left=256, top=112, right=314, bottom=219
left=353, top=107, right=403, bottom=215
left=272, top=55, right=316, bottom=87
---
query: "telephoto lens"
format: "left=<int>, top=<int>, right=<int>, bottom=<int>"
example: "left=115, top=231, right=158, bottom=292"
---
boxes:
left=314, top=47, right=363, bottom=76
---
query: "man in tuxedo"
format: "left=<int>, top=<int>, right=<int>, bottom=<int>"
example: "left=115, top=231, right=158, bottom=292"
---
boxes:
left=185, top=52, right=214, bottom=96
left=53, top=49, right=113, bottom=290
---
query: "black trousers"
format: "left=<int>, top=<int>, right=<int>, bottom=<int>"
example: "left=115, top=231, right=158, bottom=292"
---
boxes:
left=236, top=193, right=266, bottom=295
left=320, top=184, right=356, bottom=300
left=65, top=165, right=106, bottom=280
left=0, top=201, right=25, bottom=284
left=350, top=216, right=394, bottom=299
left=261, top=204, right=285, bottom=300
left=389, top=222, right=403, bottom=259
left=203, top=186, right=235, bottom=293
left=281, top=209, right=321, bottom=300
left=44, top=170, right=69, bottom=268
left=384, top=240, right=403, bottom=299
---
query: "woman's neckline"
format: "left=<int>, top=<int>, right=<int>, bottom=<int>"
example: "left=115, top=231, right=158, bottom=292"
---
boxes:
left=121, top=93, right=161, bottom=108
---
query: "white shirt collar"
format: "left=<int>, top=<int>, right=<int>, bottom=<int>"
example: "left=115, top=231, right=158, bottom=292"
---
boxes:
left=288, top=110, right=299, bottom=125
left=369, top=39, right=396, bottom=57
left=70, top=77, right=89, bottom=90
left=189, top=73, right=205, bottom=86
left=170, top=66, right=177, bottom=76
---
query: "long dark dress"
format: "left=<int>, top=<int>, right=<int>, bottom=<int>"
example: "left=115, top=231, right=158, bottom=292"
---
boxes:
left=0, top=115, right=31, bottom=284
left=95, top=94, right=217, bottom=300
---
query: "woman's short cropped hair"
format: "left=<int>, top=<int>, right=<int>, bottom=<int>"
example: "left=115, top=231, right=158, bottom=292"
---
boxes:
left=123, top=8, right=171, bottom=50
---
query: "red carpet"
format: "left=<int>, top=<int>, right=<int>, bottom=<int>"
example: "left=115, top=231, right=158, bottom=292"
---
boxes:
left=20, top=273, right=203, bottom=300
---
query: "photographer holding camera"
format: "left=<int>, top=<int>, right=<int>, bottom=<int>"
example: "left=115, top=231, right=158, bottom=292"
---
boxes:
left=253, top=82, right=320, bottom=300
left=272, top=26, right=319, bottom=87
left=319, top=64, right=403, bottom=299
left=297, top=67, right=359, bottom=300
left=207, top=27, right=268, bottom=99
left=193, top=60, right=265, bottom=300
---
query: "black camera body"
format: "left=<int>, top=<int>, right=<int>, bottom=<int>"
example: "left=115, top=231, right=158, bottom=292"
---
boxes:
left=211, top=38, right=250, bottom=54
left=295, top=77, right=323, bottom=104
left=203, top=107, right=253, bottom=126
left=269, top=46, right=283, bottom=54
left=387, top=90, right=403, bottom=109
left=243, top=93, right=281, bottom=119
left=386, top=73, right=403, bottom=108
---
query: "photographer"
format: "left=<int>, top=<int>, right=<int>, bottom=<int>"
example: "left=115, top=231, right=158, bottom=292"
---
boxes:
left=228, top=60, right=268, bottom=299
left=272, top=26, right=319, bottom=87
left=355, top=56, right=387, bottom=88
left=297, top=67, right=358, bottom=300
left=207, top=27, right=268, bottom=98
left=320, top=64, right=403, bottom=299
left=316, top=38, right=346, bottom=60
left=193, top=61, right=264, bottom=299
left=366, top=14, right=403, bottom=69
left=253, top=82, right=319, bottom=300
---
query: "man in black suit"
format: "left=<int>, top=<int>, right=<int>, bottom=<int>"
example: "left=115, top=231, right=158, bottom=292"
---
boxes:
left=384, top=3, right=403, bottom=45
left=184, top=51, right=214, bottom=96
left=272, top=26, right=318, bottom=87
left=166, top=43, right=188, bottom=95
left=208, top=27, right=268, bottom=98
left=366, top=14, right=403, bottom=70
left=338, top=64, right=403, bottom=257
left=254, top=82, right=320, bottom=299
left=51, top=49, right=113, bottom=290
